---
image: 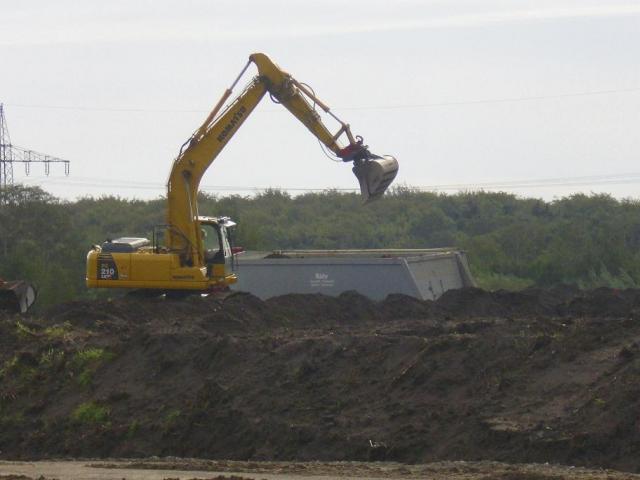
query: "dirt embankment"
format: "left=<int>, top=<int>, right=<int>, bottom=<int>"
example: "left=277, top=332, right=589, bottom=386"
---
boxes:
left=1, top=287, right=640, bottom=472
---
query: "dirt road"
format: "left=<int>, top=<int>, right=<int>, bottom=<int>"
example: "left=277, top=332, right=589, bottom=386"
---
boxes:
left=2, top=459, right=640, bottom=480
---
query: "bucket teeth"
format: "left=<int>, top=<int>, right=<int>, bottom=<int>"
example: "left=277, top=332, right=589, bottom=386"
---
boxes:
left=352, top=155, right=399, bottom=202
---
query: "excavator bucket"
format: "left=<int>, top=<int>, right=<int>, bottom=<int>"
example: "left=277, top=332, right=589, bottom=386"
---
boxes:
left=0, top=280, right=37, bottom=314
left=352, top=155, right=399, bottom=202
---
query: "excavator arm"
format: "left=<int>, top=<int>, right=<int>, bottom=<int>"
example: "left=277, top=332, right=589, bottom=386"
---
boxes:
left=167, top=52, right=398, bottom=261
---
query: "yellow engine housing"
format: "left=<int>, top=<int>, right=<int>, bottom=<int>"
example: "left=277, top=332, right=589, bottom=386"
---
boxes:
left=86, top=248, right=236, bottom=291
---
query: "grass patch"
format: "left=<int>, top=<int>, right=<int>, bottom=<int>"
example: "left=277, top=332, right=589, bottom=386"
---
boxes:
left=15, top=320, right=36, bottom=338
left=77, top=370, right=93, bottom=387
left=71, top=401, right=110, bottom=425
left=74, top=348, right=112, bottom=364
left=71, top=347, right=114, bottom=387
left=474, top=272, right=535, bottom=291
left=0, top=355, right=37, bottom=383
left=0, top=356, right=19, bottom=378
left=43, top=322, right=72, bottom=339
left=594, top=397, right=607, bottom=407
left=127, top=419, right=141, bottom=438
left=161, top=409, right=182, bottom=432
left=39, top=348, right=65, bottom=367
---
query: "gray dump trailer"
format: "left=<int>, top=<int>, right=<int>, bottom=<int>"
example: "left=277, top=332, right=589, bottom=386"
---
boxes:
left=232, top=249, right=475, bottom=301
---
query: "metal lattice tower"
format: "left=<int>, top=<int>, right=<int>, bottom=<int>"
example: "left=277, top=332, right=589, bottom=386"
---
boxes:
left=0, top=103, right=70, bottom=189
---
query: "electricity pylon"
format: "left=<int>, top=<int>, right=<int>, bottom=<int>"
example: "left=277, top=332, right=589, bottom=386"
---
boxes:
left=0, top=103, right=70, bottom=188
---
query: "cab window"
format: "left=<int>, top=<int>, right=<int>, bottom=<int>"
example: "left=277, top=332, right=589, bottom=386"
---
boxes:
left=200, top=224, right=220, bottom=252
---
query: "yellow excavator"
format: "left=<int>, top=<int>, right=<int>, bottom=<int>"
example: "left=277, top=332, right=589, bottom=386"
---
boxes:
left=86, top=53, right=399, bottom=294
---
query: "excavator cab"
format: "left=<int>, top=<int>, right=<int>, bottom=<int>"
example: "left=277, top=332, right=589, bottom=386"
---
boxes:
left=352, top=155, right=399, bottom=202
left=198, top=216, right=237, bottom=282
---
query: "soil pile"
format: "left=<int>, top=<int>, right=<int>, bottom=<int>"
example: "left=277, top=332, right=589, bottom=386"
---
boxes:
left=1, top=288, right=640, bottom=471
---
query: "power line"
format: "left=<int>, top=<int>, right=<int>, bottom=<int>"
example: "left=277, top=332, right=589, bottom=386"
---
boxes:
left=5, top=86, right=640, bottom=114
left=4, top=104, right=206, bottom=114
left=20, top=176, right=355, bottom=192
left=351, top=87, right=640, bottom=111
left=419, top=172, right=640, bottom=190
left=20, top=170, right=640, bottom=194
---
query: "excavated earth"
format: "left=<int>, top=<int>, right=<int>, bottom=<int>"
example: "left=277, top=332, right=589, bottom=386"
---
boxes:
left=1, top=287, right=640, bottom=473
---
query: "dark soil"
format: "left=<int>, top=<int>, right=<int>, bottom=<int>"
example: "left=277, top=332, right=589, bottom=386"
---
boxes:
left=2, top=287, right=640, bottom=472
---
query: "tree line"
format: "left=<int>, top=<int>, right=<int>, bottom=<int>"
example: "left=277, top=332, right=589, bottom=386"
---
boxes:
left=2, top=184, right=640, bottom=308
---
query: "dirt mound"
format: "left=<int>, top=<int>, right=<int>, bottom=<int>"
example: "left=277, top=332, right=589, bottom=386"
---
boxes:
left=435, top=286, right=582, bottom=318
left=564, top=287, right=640, bottom=318
left=2, top=288, right=640, bottom=472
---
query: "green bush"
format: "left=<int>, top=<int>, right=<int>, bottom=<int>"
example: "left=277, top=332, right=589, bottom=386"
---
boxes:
left=5, top=185, right=640, bottom=302
left=71, top=401, right=110, bottom=425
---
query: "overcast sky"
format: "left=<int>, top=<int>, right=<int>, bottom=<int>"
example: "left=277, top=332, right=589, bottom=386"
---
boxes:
left=1, top=0, right=639, bottom=201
